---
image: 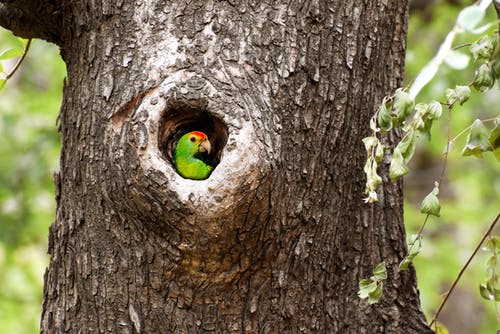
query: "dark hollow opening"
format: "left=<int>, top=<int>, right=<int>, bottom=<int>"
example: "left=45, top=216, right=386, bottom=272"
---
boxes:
left=159, top=99, right=228, bottom=175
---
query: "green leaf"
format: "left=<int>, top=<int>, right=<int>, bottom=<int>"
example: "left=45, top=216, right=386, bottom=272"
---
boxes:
left=0, top=79, right=5, bottom=92
left=18, top=37, right=30, bottom=48
left=479, top=279, right=500, bottom=301
left=419, top=119, right=434, bottom=141
left=395, top=130, right=416, bottom=163
left=454, top=85, right=470, bottom=105
left=374, top=144, right=385, bottom=162
left=377, top=98, right=393, bottom=132
left=0, top=48, right=24, bottom=60
left=472, top=63, right=494, bottom=92
left=420, top=184, right=440, bottom=217
left=412, top=103, right=428, bottom=129
left=12, top=36, right=25, bottom=49
left=364, top=160, right=382, bottom=191
left=462, top=119, right=492, bottom=158
left=480, top=283, right=494, bottom=300
left=393, top=89, right=414, bottom=126
left=389, top=148, right=409, bottom=180
left=363, top=159, right=371, bottom=175
left=484, top=237, right=500, bottom=254
left=399, top=252, right=420, bottom=270
left=372, top=262, right=387, bottom=280
left=444, top=50, right=469, bottom=69
left=445, top=86, right=470, bottom=106
left=359, top=262, right=387, bottom=303
left=457, top=5, right=485, bottom=32
left=364, top=190, right=378, bottom=204
left=435, top=322, right=450, bottom=334
left=358, top=278, right=377, bottom=299
left=488, top=123, right=500, bottom=161
left=362, top=136, right=379, bottom=153
left=426, top=101, right=442, bottom=120
left=400, top=235, right=423, bottom=270
left=485, top=256, right=498, bottom=276
left=417, top=103, right=440, bottom=140
left=470, top=35, right=495, bottom=61
left=445, top=88, right=458, bottom=105
left=368, top=282, right=383, bottom=304
left=399, top=258, right=411, bottom=271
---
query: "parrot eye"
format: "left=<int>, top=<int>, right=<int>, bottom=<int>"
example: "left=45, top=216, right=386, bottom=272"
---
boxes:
left=190, top=137, right=196, bottom=142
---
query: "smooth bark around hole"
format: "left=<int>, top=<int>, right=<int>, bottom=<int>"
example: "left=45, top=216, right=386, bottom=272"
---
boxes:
left=0, top=1, right=433, bottom=333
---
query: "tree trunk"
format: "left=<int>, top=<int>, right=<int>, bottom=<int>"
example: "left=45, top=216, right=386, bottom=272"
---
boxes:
left=1, top=1, right=433, bottom=333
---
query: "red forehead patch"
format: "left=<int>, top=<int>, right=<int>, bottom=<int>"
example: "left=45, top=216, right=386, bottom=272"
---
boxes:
left=189, top=131, right=208, bottom=139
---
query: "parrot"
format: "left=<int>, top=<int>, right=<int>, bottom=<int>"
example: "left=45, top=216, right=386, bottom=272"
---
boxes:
left=173, top=131, right=214, bottom=180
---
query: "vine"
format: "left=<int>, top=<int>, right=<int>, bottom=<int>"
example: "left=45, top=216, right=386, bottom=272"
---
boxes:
left=359, top=0, right=500, bottom=328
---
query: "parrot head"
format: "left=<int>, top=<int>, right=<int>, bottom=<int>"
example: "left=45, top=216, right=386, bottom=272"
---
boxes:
left=174, top=131, right=214, bottom=180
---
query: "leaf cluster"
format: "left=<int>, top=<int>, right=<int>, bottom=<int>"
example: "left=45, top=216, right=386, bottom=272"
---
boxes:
left=479, top=237, right=500, bottom=302
left=358, top=262, right=387, bottom=304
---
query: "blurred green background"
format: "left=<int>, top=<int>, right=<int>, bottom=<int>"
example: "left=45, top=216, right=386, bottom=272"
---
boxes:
left=0, top=31, right=65, bottom=332
left=0, top=0, right=498, bottom=332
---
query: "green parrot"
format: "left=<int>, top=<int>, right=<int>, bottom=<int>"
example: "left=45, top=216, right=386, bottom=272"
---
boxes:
left=174, top=131, right=214, bottom=180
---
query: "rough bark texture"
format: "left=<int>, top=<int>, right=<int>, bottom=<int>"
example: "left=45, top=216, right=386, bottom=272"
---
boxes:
left=2, top=0, right=433, bottom=333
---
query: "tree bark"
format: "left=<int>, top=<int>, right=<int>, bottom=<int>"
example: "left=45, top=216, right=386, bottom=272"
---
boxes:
left=2, top=0, right=433, bottom=333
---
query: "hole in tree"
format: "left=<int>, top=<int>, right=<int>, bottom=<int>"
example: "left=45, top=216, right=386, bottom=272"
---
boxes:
left=159, top=99, right=228, bottom=178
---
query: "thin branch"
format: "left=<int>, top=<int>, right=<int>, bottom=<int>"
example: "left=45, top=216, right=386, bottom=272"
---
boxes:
left=451, top=43, right=473, bottom=50
left=494, top=0, right=500, bottom=32
left=406, top=108, right=451, bottom=263
left=438, top=109, right=452, bottom=185
left=5, top=38, right=31, bottom=80
left=492, top=1, right=500, bottom=61
left=429, top=212, right=500, bottom=327
left=449, top=117, right=500, bottom=143
left=406, top=214, right=430, bottom=253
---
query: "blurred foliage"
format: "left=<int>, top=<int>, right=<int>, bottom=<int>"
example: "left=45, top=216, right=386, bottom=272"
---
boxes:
left=0, top=1, right=499, bottom=333
left=405, top=0, right=500, bottom=333
left=0, top=29, right=65, bottom=333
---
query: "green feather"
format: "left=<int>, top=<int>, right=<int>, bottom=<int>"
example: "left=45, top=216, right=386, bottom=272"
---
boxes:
left=174, top=131, right=213, bottom=180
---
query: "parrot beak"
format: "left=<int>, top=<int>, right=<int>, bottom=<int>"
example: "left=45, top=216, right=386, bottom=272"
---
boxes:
left=198, top=138, right=211, bottom=154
